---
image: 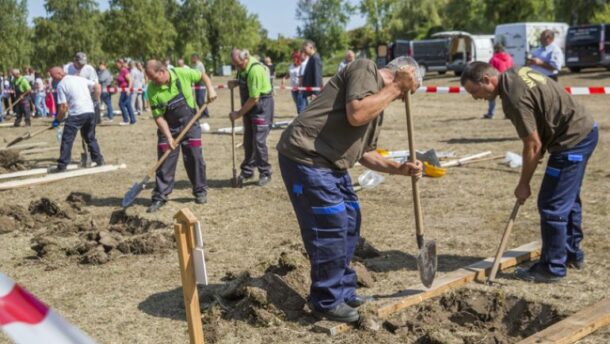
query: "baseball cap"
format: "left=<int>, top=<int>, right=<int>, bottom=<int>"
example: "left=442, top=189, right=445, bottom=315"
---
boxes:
left=74, top=52, right=87, bottom=65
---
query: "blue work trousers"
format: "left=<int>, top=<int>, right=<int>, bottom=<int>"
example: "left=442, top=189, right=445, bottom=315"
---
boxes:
left=538, top=124, right=598, bottom=276
left=101, top=92, right=113, bottom=119
left=279, top=154, right=361, bottom=311
left=58, top=113, right=104, bottom=169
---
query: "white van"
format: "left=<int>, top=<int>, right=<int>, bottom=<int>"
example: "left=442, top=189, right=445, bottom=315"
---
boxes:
left=431, top=31, right=494, bottom=75
left=494, top=22, right=569, bottom=66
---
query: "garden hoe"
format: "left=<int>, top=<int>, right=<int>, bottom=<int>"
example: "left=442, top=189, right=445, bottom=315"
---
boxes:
left=121, top=101, right=209, bottom=208
left=405, top=92, right=437, bottom=288
left=486, top=200, right=521, bottom=285
left=230, top=87, right=239, bottom=188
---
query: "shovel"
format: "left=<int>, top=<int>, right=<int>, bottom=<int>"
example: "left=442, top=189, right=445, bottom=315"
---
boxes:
left=80, top=136, right=92, bottom=168
left=230, top=88, right=239, bottom=188
left=486, top=200, right=521, bottom=284
left=121, top=101, right=209, bottom=208
left=5, top=125, right=53, bottom=148
left=405, top=92, right=437, bottom=288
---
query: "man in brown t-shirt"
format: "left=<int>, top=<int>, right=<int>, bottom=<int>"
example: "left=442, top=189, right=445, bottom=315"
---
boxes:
left=276, top=57, right=423, bottom=323
left=461, top=62, right=598, bottom=283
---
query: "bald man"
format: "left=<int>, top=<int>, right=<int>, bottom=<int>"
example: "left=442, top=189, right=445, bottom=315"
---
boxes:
left=49, top=66, right=104, bottom=171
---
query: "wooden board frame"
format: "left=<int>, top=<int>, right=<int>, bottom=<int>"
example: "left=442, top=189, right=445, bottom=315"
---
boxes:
left=0, top=164, right=126, bottom=190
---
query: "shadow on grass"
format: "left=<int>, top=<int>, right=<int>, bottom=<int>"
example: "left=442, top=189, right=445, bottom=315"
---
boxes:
left=362, top=250, right=484, bottom=273
left=441, top=137, right=519, bottom=144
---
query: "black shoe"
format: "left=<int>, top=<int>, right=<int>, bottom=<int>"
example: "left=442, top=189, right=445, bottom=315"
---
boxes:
left=567, top=259, right=584, bottom=270
left=54, top=165, right=67, bottom=173
left=346, top=295, right=375, bottom=308
left=147, top=200, right=166, bottom=213
left=257, top=175, right=271, bottom=187
left=514, top=263, right=563, bottom=283
left=195, top=193, right=207, bottom=204
left=236, top=174, right=252, bottom=188
left=95, top=159, right=105, bottom=167
left=310, top=302, right=359, bottom=323
left=482, top=114, right=493, bottom=119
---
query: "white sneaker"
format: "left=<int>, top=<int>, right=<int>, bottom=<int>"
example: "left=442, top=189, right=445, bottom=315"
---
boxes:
left=119, top=122, right=130, bottom=126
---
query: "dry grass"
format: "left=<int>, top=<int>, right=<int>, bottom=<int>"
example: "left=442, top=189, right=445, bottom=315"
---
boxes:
left=0, top=70, right=609, bottom=343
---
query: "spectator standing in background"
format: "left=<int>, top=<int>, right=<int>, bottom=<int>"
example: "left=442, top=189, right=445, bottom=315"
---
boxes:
left=98, top=61, right=114, bottom=121
left=298, top=50, right=309, bottom=111
left=191, top=53, right=210, bottom=118
left=45, top=78, right=56, bottom=118
left=264, top=56, right=276, bottom=94
left=33, top=73, right=47, bottom=117
left=285, top=51, right=306, bottom=114
left=337, top=50, right=356, bottom=73
left=116, top=58, right=136, bottom=125
left=129, top=60, right=145, bottom=116
left=484, top=43, right=514, bottom=119
left=301, top=40, right=323, bottom=99
left=526, top=30, right=564, bottom=82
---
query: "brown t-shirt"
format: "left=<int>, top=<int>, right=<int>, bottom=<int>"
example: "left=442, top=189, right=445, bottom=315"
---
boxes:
left=276, top=59, right=385, bottom=170
left=499, top=67, right=594, bottom=153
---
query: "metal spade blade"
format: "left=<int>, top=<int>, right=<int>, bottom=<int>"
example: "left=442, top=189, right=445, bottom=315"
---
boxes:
left=416, top=239, right=437, bottom=288
left=122, top=181, right=146, bottom=208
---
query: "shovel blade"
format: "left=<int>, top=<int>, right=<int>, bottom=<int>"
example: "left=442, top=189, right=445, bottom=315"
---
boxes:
left=416, top=240, right=437, bottom=288
left=122, top=182, right=145, bottom=208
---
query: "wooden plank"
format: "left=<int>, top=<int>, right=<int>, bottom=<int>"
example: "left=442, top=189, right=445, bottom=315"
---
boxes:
left=0, top=164, right=126, bottom=190
left=0, top=164, right=80, bottom=181
left=313, top=241, right=541, bottom=335
left=0, top=142, right=48, bottom=151
left=174, top=209, right=205, bottom=344
left=517, top=298, right=610, bottom=344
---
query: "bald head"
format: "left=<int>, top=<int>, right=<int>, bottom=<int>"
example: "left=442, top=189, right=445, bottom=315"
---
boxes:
left=145, top=59, right=170, bottom=85
left=346, top=50, right=355, bottom=62
left=231, top=49, right=249, bottom=70
left=11, top=69, right=20, bottom=77
left=48, top=66, right=65, bottom=81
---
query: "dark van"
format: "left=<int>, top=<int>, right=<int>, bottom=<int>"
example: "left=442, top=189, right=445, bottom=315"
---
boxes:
left=384, top=39, right=449, bottom=76
left=565, top=24, right=610, bottom=72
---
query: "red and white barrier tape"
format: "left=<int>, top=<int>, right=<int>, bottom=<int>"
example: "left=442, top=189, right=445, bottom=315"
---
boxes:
left=5, top=85, right=610, bottom=95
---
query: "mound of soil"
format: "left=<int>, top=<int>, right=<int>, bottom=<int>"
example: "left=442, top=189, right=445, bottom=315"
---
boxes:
left=382, top=288, right=563, bottom=343
left=109, top=209, right=168, bottom=234
left=0, top=149, right=29, bottom=173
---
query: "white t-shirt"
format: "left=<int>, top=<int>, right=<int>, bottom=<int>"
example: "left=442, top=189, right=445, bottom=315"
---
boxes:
left=288, top=64, right=300, bottom=87
left=57, top=75, right=95, bottom=116
left=64, top=63, right=99, bottom=83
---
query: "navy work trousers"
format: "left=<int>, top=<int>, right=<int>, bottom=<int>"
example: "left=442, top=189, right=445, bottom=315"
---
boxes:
left=538, top=124, right=598, bottom=276
left=279, top=154, right=361, bottom=311
left=58, top=112, right=103, bottom=169
left=241, top=96, right=274, bottom=178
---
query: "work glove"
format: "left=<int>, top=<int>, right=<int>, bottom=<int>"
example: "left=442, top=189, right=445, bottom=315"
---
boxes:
left=52, top=119, right=61, bottom=128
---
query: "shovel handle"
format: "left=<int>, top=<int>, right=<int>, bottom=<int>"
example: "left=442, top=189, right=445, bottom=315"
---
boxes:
left=147, top=101, right=209, bottom=178
left=6, top=125, right=54, bottom=148
left=230, top=88, right=237, bottom=175
left=405, top=92, right=425, bottom=249
left=487, top=200, right=521, bottom=284
left=3, top=94, right=26, bottom=116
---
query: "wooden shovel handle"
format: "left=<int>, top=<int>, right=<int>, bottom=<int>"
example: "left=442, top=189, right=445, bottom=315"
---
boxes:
left=487, top=200, right=521, bottom=283
left=230, top=88, right=237, bottom=171
left=405, top=92, right=425, bottom=249
left=147, top=102, right=209, bottom=178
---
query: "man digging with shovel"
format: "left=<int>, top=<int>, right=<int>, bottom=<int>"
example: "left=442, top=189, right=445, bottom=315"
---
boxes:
left=276, top=57, right=424, bottom=323
left=145, top=60, right=217, bottom=213
left=461, top=62, right=598, bottom=283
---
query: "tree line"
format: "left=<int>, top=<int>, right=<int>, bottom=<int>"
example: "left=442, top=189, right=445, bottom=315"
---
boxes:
left=1, top=0, right=609, bottom=75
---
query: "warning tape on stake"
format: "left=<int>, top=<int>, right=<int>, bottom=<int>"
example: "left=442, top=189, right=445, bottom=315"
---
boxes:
left=4, top=85, right=610, bottom=95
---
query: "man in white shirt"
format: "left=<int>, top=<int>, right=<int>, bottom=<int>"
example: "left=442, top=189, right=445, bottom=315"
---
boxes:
left=526, top=30, right=564, bottom=81
left=49, top=66, right=104, bottom=172
left=65, top=52, right=102, bottom=123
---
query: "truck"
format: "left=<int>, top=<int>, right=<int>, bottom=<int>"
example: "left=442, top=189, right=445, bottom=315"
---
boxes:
left=431, top=31, right=495, bottom=76
left=379, top=38, right=449, bottom=77
left=565, top=24, right=610, bottom=72
left=494, top=22, right=569, bottom=67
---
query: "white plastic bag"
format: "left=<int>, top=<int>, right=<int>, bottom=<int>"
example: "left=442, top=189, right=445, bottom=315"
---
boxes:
left=504, top=151, right=523, bottom=168
left=358, top=170, right=385, bottom=189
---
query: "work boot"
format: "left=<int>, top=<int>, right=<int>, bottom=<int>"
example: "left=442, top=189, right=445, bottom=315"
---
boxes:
left=195, top=193, right=207, bottom=204
left=567, top=259, right=585, bottom=270
left=53, top=165, right=67, bottom=173
left=236, top=174, right=252, bottom=188
left=310, top=302, right=359, bottom=323
left=514, top=262, right=562, bottom=283
left=346, top=295, right=375, bottom=308
left=147, top=200, right=166, bottom=213
left=95, top=159, right=105, bottom=167
left=257, top=175, right=271, bottom=187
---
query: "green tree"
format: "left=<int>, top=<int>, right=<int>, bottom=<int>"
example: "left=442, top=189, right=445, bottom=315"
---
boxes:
left=0, top=0, right=32, bottom=71
left=359, top=0, right=396, bottom=45
left=257, top=36, right=303, bottom=64
left=174, top=0, right=210, bottom=60
left=387, top=0, right=446, bottom=39
left=485, top=0, right=554, bottom=25
left=103, top=0, right=177, bottom=61
left=296, top=0, right=354, bottom=57
left=591, top=2, right=610, bottom=23
left=32, top=0, right=101, bottom=68
left=442, top=0, right=490, bottom=34
left=555, top=0, right=609, bottom=25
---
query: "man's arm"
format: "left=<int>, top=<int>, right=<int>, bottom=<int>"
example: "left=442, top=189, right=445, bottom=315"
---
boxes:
left=200, top=72, right=217, bottom=102
left=154, top=116, right=176, bottom=150
left=359, top=150, right=423, bottom=178
left=514, top=130, right=543, bottom=203
left=56, top=103, right=68, bottom=122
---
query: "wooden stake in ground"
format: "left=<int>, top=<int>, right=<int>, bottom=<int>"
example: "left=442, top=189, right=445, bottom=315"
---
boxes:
left=174, top=208, right=205, bottom=344
left=517, top=298, right=610, bottom=344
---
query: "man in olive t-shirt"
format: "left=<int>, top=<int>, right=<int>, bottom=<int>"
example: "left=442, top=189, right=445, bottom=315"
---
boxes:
left=276, top=57, right=423, bottom=323
left=461, top=62, right=598, bottom=283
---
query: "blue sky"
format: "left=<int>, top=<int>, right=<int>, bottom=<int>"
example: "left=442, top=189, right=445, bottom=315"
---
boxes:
left=26, top=0, right=366, bottom=38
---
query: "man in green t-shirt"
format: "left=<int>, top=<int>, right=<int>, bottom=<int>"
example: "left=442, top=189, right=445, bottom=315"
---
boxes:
left=11, top=69, right=32, bottom=127
left=228, top=49, right=274, bottom=187
left=276, top=57, right=423, bottom=323
left=144, top=59, right=217, bottom=213
left=461, top=62, right=598, bottom=283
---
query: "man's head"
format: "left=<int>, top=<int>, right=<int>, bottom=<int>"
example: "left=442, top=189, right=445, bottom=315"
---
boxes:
left=145, top=59, right=170, bottom=85
left=74, top=52, right=87, bottom=69
left=264, top=56, right=272, bottom=65
left=115, top=58, right=125, bottom=69
left=493, top=43, right=505, bottom=53
left=48, top=66, right=65, bottom=82
left=231, top=49, right=250, bottom=70
left=302, top=40, right=316, bottom=57
left=292, top=51, right=301, bottom=65
left=164, top=58, right=171, bottom=66
left=540, top=30, right=555, bottom=47
left=345, top=50, right=355, bottom=62
left=11, top=69, right=20, bottom=78
left=177, top=58, right=185, bottom=67
left=384, top=56, right=423, bottom=87
left=460, top=61, right=500, bottom=101
left=191, top=54, right=200, bottom=64
left=98, top=61, right=107, bottom=70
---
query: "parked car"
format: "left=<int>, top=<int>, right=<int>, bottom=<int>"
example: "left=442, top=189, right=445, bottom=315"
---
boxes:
left=495, top=22, right=569, bottom=66
left=565, top=24, right=610, bottom=72
left=383, top=38, right=449, bottom=77
left=431, top=31, right=495, bottom=76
